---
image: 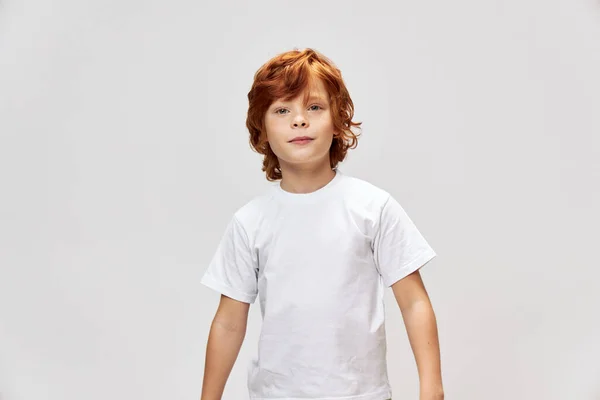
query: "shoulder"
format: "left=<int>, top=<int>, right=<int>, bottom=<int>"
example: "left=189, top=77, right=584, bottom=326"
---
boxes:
left=230, top=189, right=276, bottom=233
left=339, top=172, right=392, bottom=209
left=334, top=173, right=395, bottom=237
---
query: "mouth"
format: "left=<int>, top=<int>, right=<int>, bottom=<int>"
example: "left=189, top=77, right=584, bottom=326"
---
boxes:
left=289, top=136, right=314, bottom=144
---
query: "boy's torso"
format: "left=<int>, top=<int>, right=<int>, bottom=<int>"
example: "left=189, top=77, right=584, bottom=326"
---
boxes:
left=236, top=171, right=393, bottom=400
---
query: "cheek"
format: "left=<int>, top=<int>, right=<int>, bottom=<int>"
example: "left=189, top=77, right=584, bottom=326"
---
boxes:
left=265, top=116, right=286, bottom=134
left=318, top=111, right=334, bottom=126
left=318, top=114, right=335, bottom=134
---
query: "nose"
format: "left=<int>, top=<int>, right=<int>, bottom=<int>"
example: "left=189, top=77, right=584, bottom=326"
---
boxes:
left=292, top=114, right=309, bottom=128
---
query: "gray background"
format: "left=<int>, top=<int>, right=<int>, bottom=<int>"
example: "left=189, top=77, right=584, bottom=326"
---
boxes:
left=1, top=1, right=599, bottom=399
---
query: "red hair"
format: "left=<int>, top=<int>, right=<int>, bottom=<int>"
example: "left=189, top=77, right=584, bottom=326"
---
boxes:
left=246, top=48, right=362, bottom=181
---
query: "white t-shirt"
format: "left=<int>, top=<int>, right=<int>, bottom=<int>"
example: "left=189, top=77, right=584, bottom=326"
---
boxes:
left=201, top=169, right=437, bottom=400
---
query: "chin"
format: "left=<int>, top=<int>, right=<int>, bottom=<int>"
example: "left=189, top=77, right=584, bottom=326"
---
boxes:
left=282, top=151, right=331, bottom=166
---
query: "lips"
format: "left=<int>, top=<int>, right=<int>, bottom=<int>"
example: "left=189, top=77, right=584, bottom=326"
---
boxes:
left=289, top=136, right=313, bottom=143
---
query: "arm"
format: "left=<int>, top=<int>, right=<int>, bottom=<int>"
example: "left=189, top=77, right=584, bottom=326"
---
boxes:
left=391, top=270, right=444, bottom=400
left=201, top=294, right=250, bottom=400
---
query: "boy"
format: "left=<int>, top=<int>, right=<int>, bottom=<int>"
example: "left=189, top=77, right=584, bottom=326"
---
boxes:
left=200, top=48, right=443, bottom=400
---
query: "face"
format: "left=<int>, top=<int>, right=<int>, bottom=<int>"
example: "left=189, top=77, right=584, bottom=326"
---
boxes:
left=263, top=78, right=335, bottom=171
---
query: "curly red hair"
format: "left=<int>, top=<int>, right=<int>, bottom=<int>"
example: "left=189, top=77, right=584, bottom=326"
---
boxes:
left=246, top=48, right=362, bottom=181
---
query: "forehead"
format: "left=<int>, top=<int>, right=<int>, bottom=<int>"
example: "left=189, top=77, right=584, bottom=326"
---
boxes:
left=304, top=78, right=329, bottom=98
left=300, top=78, right=329, bottom=100
left=276, top=78, right=330, bottom=103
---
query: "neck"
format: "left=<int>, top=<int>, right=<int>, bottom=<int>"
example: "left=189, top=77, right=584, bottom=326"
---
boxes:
left=279, top=162, right=336, bottom=194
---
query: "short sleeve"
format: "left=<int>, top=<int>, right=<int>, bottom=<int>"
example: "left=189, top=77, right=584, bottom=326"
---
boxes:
left=200, top=215, right=259, bottom=304
left=373, top=195, right=437, bottom=287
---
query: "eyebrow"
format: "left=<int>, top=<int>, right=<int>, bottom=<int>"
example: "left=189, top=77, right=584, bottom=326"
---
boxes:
left=273, top=96, right=328, bottom=106
left=306, top=95, right=328, bottom=102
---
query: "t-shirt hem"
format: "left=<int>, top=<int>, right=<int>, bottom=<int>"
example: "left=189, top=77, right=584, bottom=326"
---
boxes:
left=200, top=273, right=257, bottom=304
left=384, top=247, right=437, bottom=287
left=249, top=387, right=392, bottom=400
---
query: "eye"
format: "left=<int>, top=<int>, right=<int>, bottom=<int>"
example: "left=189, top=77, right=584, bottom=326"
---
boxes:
left=274, top=105, right=322, bottom=115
